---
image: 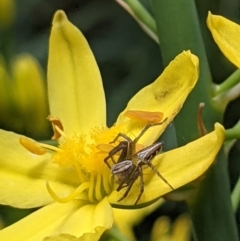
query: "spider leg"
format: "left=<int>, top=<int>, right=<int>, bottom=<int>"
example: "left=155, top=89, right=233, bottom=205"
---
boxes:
left=134, top=165, right=144, bottom=205
left=109, top=133, right=132, bottom=144
left=133, top=118, right=168, bottom=145
left=145, top=161, right=174, bottom=189
left=110, top=133, right=134, bottom=159
left=104, top=141, right=129, bottom=168
left=117, top=170, right=139, bottom=202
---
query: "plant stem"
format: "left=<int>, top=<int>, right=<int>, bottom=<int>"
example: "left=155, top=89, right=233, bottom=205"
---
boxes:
left=123, top=0, right=157, bottom=34
left=225, top=121, right=240, bottom=141
left=150, top=0, right=239, bottom=240
left=104, top=225, right=130, bottom=241
left=213, top=69, right=240, bottom=96
left=232, top=176, right=240, bottom=212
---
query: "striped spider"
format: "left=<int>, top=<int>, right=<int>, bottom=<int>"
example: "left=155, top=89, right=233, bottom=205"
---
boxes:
left=104, top=119, right=173, bottom=204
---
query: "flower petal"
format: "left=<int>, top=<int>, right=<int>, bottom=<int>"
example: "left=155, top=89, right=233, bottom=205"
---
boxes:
left=113, top=199, right=164, bottom=241
left=48, top=10, right=106, bottom=135
left=151, top=214, right=191, bottom=241
left=0, top=198, right=113, bottom=241
left=207, top=12, right=240, bottom=68
left=116, top=51, right=199, bottom=145
left=109, top=123, right=224, bottom=207
left=0, top=130, right=79, bottom=208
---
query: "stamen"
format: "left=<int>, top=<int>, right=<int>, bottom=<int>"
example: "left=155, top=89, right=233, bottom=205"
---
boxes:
left=47, top=115, right=64, bottom=140
left=95, top=173, right=103, bottom=201
left=125, top=110, right=164, bottom=123
left=46, top=181, right=90, bottom=203
left=88, top=174, right=96, bottom=203
left=19, top=137, right=46, bottom=155
left=71, top=158, right=86, bottom=183
left=39, top=143, right=60, bottom=152
left=55, top=125, right=66, bottom=138
left=102, top=169, right=112, bottom=195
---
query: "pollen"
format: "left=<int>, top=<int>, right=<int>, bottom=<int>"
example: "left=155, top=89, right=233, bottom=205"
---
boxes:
left=52, top=125, right=123, bottom=175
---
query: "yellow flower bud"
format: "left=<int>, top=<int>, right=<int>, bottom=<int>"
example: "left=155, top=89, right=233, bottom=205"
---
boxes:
left=0, top=54, right=49, bottom=137
left=0, top=0, right=15, bottom=29
left=12, top=54, right=49, bottom=136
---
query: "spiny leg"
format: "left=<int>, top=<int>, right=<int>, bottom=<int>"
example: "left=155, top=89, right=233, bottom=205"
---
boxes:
left=110, top=133, right=132, bottom=144
left=104, top=141, right=129, bottom=168
left=110, top=119, right=167, bottom=163
left=110, top=133, right=134, bottom=160
left=132, top=118, right=168, bottom=145
left=134, top=165, right=144, bottom=205
left=144, top=162, right=174, bottom=189
left=117, top=170, right=139, bottom=202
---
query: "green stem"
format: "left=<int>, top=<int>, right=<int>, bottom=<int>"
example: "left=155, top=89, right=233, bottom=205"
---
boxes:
left=151, top=0, right=219, bottom=141
left=104, top=225, right=131, bottom=241
left=212, top=83, right=240, bottom=113
left=213, top=69, right=240, bottom=96
left=123, top=0, right=157, bottom=34
left=188, top=150, right=237, bottom=241
left=232, top=176, right=240, bottom=212
left=225, top=120, right=240, bottom=141
left=150, top=0, right=238, bottom=240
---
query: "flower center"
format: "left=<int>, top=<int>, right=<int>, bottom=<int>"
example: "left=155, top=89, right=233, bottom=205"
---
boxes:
left=52, top=125, right=123, bottom=174
left=45, top=124, right=127, bottom=203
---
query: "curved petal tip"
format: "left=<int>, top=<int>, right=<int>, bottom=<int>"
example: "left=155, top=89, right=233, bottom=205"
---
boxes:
left=214, top=122, right=225, bottom=141
left=207, top=11, right=240, bottom=68
left=52, top=10, right=67, bottom=25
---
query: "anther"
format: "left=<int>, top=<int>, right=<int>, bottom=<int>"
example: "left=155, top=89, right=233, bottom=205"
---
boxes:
left=125, top=110, right=164, bottom=123
left=47, top=115, right=64, bottom=140
left=19, top=137, right=46, bottom=155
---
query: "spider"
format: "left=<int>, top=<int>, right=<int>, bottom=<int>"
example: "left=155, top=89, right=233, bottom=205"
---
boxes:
left=104, top=119, right=174, bottom=204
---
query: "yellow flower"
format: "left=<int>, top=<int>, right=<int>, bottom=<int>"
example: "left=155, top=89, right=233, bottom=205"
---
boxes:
left=113, top=199, right=164, bottom=240
left=207, top=12, right=240, bottom=68
left=0, top=10, right=224, bottom=240
left=150, top=214, right=191, bottom=241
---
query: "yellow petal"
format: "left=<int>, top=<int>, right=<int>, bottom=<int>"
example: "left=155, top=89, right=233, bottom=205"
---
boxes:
left=207, top=12, right=240, bottom=68
left=150, top=216, right=171, bottom=241
left=172, top=214, right=191, bottom=241
left=48, top=10, right=106, bottom=135
left=0, top=130, right=79, bottom=208
left=109, top=123, right=224, bottom=207
left=150, top=214, right=191, bottom=241
left=116, top=51, right=199, bottom=145
left=0, top=198, right=113, bottom=241
left=77, top=226, right=111, bottom=241
left=113, top=199, right=164, bottom=241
